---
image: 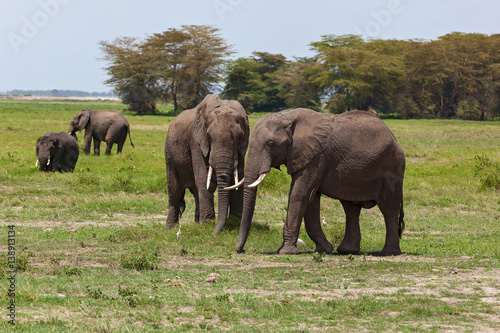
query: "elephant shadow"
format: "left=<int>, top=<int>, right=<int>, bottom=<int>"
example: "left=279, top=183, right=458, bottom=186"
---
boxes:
left=259, top=249, right=419, bottom=256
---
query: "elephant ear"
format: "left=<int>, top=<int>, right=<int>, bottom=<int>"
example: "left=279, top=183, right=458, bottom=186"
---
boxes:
left=229, top=100, right=250, bottom=158
left=193, top=95, right=219, bottom=157
left=286, top=109, right=333, bottom=175
left=240, top=115, right=250, bottom=157
left=78, top=110, right=90, bottom=131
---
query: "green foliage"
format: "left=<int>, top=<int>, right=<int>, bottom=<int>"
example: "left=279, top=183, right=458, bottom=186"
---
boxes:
left=14, top=252, right=31, bottom=272
left=120, top=246, right=159, bottom=270
left=87, top=287, right=106, bottom=300
left=473, top=154, right=500, bottom=189
left=222, top=52, right=288, bottom=112
left=100, top=25, right=234, bottom=114
left=310, top=33, right=500, bottom=119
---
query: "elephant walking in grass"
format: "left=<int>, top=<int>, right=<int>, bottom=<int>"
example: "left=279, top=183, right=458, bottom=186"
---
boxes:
left=165, top=95, right=249, bottom=234
left=68, top=109, right=134, bottom=155
left=228, top=109, right=406, bottom=256
left=36, top=132, right=79, bottom=172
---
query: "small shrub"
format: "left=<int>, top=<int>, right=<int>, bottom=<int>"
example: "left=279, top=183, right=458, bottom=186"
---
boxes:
left=111, top=173, right=135, bottom=192
left=87, top=287, right=105, bottom=300
left=214, top=293, right=230, bottom=302
left=118, top=285, right=137, bottom=297
left=120, top=248, right=159, bottom=270
left=60, top=266, right=82, bottom=276
left=118, top=285, right=138, bottom=308
left=75, top=173, right=101, bottom=186
left=312, top=252, right=324, bottom=263
left=15, top=252, right=31, bottom=272
left=473, top=154, right=500, bottom=189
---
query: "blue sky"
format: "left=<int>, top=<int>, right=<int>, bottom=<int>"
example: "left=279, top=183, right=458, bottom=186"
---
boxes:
left=1, top=0, right=499, bottom=92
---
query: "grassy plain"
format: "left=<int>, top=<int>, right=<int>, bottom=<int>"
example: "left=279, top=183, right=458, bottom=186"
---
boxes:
left=0, top=99, right=499, bottom=332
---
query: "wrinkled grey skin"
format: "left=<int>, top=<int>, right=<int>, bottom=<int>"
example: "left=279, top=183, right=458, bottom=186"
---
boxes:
left=164, top=95, right=249, bottom=234
left=68, top=109, right=134, bottom=155
left=235, top=109, right=406, bottom=256
left=36, top=132, right=79, bottom=172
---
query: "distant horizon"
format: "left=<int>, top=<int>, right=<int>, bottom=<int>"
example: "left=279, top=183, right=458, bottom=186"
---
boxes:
left=1, top=89, right=116, bottom=97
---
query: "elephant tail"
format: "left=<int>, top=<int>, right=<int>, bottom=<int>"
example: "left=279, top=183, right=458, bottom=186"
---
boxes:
left=127, top=127, right=135, bottom=148
left=398, top=196, right=405, bottom=238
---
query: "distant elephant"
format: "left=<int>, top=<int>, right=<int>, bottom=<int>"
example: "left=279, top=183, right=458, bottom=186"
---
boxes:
left=36, top=132, right=79, bottom=172
left=68, top=109, right=134, bottom=155
left=231, top=109, right=406, bottom=256
left=165, top=94, right=249, bottom=234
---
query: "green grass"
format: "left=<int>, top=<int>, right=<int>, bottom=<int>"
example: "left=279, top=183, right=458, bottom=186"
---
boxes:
left=0, top=99, right=499, bottom=332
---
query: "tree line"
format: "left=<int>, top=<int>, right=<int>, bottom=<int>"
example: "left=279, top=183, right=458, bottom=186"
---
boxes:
left=100, top=26, right=500, bottom=120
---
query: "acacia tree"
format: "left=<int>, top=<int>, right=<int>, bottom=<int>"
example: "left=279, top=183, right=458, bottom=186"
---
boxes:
left=179, top=25, right=234, bottom=108
left=100, top=25, right=233, bottom=114
left=99, top=37, right=159, bottom=114
left=143, top=29, right=191, bottom=113
left=275, top=57, right=324, bottom=110
left=222, top=52, right=288, bottom=112
left=311, top=35, right=405, bottom=114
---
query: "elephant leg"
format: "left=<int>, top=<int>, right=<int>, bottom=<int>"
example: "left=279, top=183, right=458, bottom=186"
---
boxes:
left=278, top=168, right=322, bottom=255
left=304, top=192, right=334, bottom=254
left=377, top=199, right=402, bottom=256
left=191, top=154, right=215, bottom=223
left=84, top=134, right=92, bottom=155
left=115, top=129, right=127, bottom=154
left=196, top=187, right=215, bottom=223
left=337, top=200, right=362, bottom=254
left=94, top=138, right=101, bottom=156
left=166, top=167, right=185, bottom=229
left=188, top=188, right=200, bottom=222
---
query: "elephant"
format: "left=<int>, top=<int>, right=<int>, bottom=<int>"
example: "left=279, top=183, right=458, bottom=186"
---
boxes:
left=164, top=94, right=249, bottom=234
left=36, top=132, right=79, bottom=172
left=229, top=108, right=406, bottom=256
left=68, top=109, right=134, bottom=155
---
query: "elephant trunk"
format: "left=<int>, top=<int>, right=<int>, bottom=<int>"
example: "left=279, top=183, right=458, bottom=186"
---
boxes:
left=212, top=158, right=233, bottom=234
left=236, top=184, right=258, bottom=253
left=235, top=163, right=261, bottom=253
left=68, top=126, right=78, bottom=140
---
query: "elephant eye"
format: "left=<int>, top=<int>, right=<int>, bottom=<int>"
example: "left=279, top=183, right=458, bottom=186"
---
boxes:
left=267, top=140, right=274, bottom=148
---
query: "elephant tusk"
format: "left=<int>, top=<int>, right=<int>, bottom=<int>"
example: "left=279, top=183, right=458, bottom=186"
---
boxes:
left=224, top=178, right=245, bottom=191
left=234, top=169, right=239, bottom=185
left=47, top=158, right=51, bottom=166
left=35, top=160, right=39, bottom=167
left=248, top=173, right=267, bottom=188
left=206, top=165, right=213, bottom=190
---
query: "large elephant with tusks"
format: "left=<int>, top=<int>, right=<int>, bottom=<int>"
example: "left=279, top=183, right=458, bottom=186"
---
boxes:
left=228, top=109, right=406, bottom=256
left=164, top=95, right=249, bottom=234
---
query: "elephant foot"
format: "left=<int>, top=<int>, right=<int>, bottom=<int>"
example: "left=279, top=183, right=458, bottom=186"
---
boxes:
left=379, top=246, right=402, bottom=256
left=314, top=242, right=334, bottom=254
left=336, top=243, right=360, bottom=255
left=277, top=245, right=300, bottom=255
left=165, top=222, right=177, bottom=230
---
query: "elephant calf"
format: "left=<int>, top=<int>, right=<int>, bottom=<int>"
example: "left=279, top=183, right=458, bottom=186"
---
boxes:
left=68, top=109, right=134, bottom=155
left=36, top=132, right=79, bottom=172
